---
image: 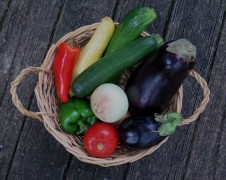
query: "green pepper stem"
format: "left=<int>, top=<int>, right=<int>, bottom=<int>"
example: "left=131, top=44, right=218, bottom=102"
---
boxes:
left=67, top=39, right=77, bottom=47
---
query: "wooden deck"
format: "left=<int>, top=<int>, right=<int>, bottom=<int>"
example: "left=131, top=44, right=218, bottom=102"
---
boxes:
left=0, top=0, right=226, bottom=179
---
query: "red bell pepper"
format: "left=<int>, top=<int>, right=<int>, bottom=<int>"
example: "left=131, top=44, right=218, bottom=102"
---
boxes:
left=53, top=41, right=80, bottom=102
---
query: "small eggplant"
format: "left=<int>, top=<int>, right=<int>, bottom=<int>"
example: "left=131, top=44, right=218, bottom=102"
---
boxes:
left=118, top=113, right=182, bottom=150
left=125, top=39, right=196, bottom=114
left=118, top=115, right=166, bottom=150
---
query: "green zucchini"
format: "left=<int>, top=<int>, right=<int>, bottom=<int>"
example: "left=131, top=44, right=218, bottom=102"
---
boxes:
left=104, top=7, right=157, bottom=55
left=72, top=34, right=163, bottom=98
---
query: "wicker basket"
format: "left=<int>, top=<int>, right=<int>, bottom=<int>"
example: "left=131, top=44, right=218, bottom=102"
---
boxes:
left=10, top=23, right=210, bottom=167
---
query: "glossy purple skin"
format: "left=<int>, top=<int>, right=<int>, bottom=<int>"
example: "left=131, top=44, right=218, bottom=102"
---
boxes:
left=125, top=45, right=195, bottom=115
left=118, top=115, right=166, bottom=150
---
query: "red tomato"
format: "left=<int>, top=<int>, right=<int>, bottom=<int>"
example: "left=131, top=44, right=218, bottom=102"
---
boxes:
left=84, top=122, right=118, bottom=158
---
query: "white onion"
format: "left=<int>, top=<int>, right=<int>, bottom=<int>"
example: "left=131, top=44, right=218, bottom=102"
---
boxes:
left=90, top=83, right=129, bottom=123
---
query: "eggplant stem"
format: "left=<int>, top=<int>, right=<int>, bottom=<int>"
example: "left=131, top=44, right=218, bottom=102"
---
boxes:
left=155, top=112, right=183, bottom=136
left=166, top=38, right=196, bottom=62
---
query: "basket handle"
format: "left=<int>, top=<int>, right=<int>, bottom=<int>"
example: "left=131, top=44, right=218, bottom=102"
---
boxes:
left=180, top=70, right=210, bottom=125
left=11, top=67, right=209, bottom=124
left=10, top=67, right=51, bottom=122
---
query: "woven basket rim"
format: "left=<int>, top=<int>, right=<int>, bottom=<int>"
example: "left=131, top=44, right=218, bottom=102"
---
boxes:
left=10, top=22, right=210, bottom=167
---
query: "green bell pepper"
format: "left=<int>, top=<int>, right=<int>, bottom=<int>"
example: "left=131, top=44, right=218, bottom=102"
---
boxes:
left=59, top=97, right=98, bottom=135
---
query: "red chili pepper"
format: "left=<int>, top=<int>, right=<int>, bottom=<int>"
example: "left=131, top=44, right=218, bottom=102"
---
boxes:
left=53, top=41, right=80, bottom=102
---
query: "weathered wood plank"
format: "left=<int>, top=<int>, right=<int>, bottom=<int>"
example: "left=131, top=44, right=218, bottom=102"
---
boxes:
left=5, top=0, right=119, bottom=180
left=7, top=103, right=70, bottom=180
left=125, top=0, right=226, bottom=180
left=212, top=17, right=226, bottom=180
left=144, top=0, right=174, bottom=36
left=63, top=0, right=177, bottom=179
left=1, top=1, right=225, bottom=180
left=56, top=1, right=174, bottom=179
left=3, top=1, right=175, bottom=179
left=54, top=1, right=131, bottom=179
left=215, top=117, right=226, bottom=180
left=109, top=0, right=145, bottom=21
left=87, top=1, right=146, bottom=178
left=52, top=0, right=118, bottom=42
left=0, top=0, right=62, bottom=179
left=0, top=0, right=10, bottom=25
left=184, top=15, right=226, bottom=180
left=91, top=1, right=175, bottom=180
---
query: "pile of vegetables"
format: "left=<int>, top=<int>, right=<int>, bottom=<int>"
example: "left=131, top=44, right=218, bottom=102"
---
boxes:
left=53, top=7, right=197, bottom=158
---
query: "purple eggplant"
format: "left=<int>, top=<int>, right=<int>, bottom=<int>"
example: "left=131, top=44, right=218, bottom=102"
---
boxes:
left=125, top=38, right=196, bottom=115
left=118, top=113, right=182, bottom=150
left=118, top=115, right=166, bottom=150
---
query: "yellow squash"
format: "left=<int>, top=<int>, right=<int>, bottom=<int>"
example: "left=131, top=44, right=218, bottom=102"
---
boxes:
left=70, top=17, right=115, bottom=96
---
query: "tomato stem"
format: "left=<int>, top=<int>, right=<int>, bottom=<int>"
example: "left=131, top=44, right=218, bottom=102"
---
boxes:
left=97, top=143, right=104, bottom=150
